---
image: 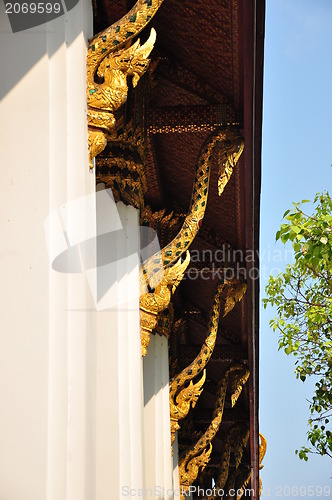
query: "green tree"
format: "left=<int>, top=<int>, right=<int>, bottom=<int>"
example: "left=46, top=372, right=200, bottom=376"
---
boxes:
left=263, top=191, right=332, bottom=460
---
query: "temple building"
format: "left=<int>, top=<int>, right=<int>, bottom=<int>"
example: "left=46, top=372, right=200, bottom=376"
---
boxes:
left=0, top=1, right=265, bottom=499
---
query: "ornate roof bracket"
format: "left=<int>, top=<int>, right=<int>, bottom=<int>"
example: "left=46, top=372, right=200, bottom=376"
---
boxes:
left=148, top=104, right=242, bottom=134
left=235, top=433, right=266, bottom=500
left=138, top=128, right=244, bottom=356
left=141, top=206, right=246, bottom=271
left=87, top=0, right=164, bottom=169
left=178, top=363, right=250, bottom=499
left=207, top=423, right=250, bottom=499
left=140, top=251, right=190, bottom=356
left=169, top=281, right=224, bottom=445
left=140, top=128, right=244, bottom=289
left=169, top=278, right=247, bottom=445
left=96, top=140, right=148, bottom=208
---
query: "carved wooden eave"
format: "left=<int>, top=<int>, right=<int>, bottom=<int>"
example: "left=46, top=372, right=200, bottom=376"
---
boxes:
left=91, top=0, right=265, bottom=498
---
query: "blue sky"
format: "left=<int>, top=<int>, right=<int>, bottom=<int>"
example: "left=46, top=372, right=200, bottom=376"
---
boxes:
left=260, top=0, right=332, bottom=498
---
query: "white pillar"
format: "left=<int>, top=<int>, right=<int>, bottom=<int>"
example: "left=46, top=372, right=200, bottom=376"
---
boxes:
left=173, top=433, right=180, bottom=498
left=143, top=334, right=174, bottom=499
left=94, top=199, right=145, bottom=500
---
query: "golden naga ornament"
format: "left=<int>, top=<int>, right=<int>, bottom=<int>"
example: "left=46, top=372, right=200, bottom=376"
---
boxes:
left=223, top=280, right=247, bottom=317
left=207, top=423, right=250, bottom=500
left=258, top=433, right=267, bottom=496
left=141, top=206, right=185, bottom=249
left=218, top=135, right=244, bottom=195
left=178, top=363, right=250, bottom=499
left=139, top=129, right=244, bottom=356
left=140, top=252, right=190, bottom=356
left=140, top=129, right=244, bottom=291
left=169, top=282, right=224, bottom=445
left=170, top=369, right=207, bottom=443
left=87, top=0, right=164, bottom=168
left=236, top=432, right=267, bottom=500
left=169, top=279, right=247, bottom=445
left=96, top=121, right=148, bottom=209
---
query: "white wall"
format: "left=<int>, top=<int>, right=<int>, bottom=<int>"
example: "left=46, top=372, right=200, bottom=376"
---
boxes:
left=143, top=335, right=174, bottom=499
left=0, top=2, right=93, bottom=499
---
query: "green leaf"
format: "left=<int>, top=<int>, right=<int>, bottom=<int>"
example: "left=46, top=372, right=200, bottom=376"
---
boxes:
left=265, top=191, right=332, bottom=463
left=285, top=345, right=293, bottom=355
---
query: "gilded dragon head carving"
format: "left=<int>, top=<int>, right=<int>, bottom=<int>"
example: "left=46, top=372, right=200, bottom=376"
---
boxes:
left=88, top=29, right=157, bottom=113
left=140, top=251, right=190, bottom=355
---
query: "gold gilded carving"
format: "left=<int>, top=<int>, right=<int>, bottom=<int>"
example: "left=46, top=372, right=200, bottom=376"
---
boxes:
left=258, top=433, right=267, bottom=497
left=259, top=433, right=267, bottom=466
left=139, top=130, right=244, bottom=355
left=218, top=136, right=244, bottom=195
left=140, top=129, right=244, bottom=291
left=179, top=364, right=250, bottom=498
left=170, top=369, right=207, bottom=442
left=223, top=281, right=247, bottom=317
left=169, top=282, right=224, bottom=444
left=96, top=151, right=147, bottom=209
left=180, top=442, right=213, bottom=494
left=88, top=130, right=108, bottom=168
left=232, top=425, right=250, bottom=469
left=87, top=0, right=163, bottom=168
left=234, top=466, right=251, bottom=500
left=169, top=279, right=247, bottom=445
left=141, top=207, right=185, bottom=249
left=140, top=252, right=190, bottom=356
left=235, top=432, right=267, bottom=500
left=96, top=111, right=150, bottom=209
left=88, top=29, right=156, bottom=112
left=207, top=424, right=250, bottom=499
left=152, top=305, right=174, bottom=338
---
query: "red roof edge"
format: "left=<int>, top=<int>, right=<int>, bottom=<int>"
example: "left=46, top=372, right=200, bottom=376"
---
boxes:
left=242, top=0, right=265, bottom=498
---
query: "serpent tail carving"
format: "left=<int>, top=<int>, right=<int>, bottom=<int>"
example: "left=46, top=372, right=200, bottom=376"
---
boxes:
left=236, top=432, right=267, bottom=500
left=207, top=423, right=250, bottom=499
left=179, top=363, right=250, bottom=498
left=139, top=129, right=244, bottom=355
left=169, top=279, right=247, bottom=444
left=141, top=129, right=244, bottom=290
